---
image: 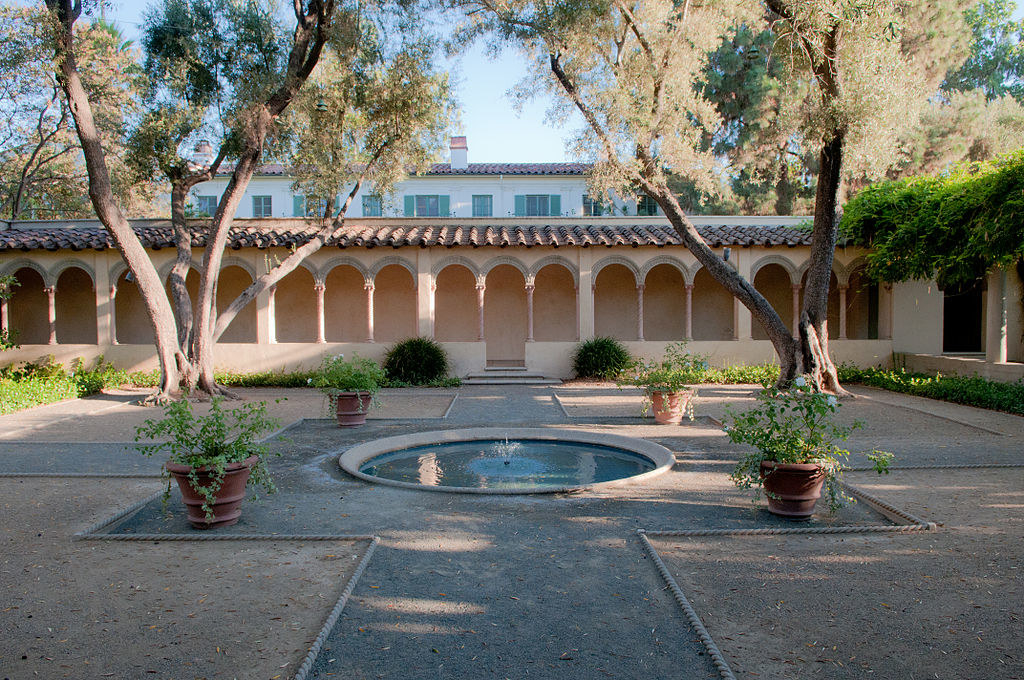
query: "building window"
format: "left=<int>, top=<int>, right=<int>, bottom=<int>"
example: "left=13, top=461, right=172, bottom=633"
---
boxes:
left=404, top=194, right=449, bottom=217
left=253, top=195, right=272, bottom=218
left=472, top=194, right=492, bottom=217
left=515, top=194, right=561, bottom=217
left=583, top=195, right=604, bottom=216
left=637, top=195, right=659, bottom=216
left=195, top=195, right=218, bottom=216
left=363, top=195, right=382, bottom=217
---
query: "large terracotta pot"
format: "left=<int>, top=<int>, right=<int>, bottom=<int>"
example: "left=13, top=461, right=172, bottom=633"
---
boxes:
left=649, top=388, right=696, bottom=425
left=165, top=455, right=258, bottom=529
left=759, top=461, right=826, bottom=520
left=334, top=391, right=372, bottom=427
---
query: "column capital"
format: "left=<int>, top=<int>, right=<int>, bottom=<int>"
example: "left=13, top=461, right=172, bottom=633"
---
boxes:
left=475, top=282, right=486, bottom=291
left=364, top=281, right=375, bottom=292
left=791, top=283, right=803, bottom=292
left=314, top=283, right=326, bottom=293
left=524, top=283, right=535, bottom=293
left=838, top=283, right=849, bottom=291
left=43, top=285, right=55, bottom=295
left=684, top=283, right=694, bottom=291
left=636, top=283, right=645, bottom=293
left=109, top=284, right=118, bottom=296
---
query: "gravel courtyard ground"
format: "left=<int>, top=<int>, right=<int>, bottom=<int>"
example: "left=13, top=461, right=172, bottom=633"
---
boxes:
left=0, top=383, right=1021, bottom=679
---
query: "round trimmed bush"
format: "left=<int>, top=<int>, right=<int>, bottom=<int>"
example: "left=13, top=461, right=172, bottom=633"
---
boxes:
left=383, top=337, right=451, bottom=385
left=572, top=337, right=631, bottom=380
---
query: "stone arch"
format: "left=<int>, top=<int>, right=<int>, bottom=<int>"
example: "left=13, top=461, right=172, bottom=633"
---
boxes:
left=528, top=256, right=579, bottom=287
left=321, top=256, right=369, bottom=282
left=795, top=259, right=842, bottom=285
left=484, top=264, right=527, bottom=362
left=533, top=262, right=577, bottom=342
left=2, top=259, right=52, bottom=287
left=594, top=262, right=639, bottom=340
left=799, top=268, right=841, bottom=339
left=8, top=266, right=49, bottom=343
left=275, top=265, right=317, bottom=343
left=481, top=255, right=529, bottom=281
left=639, top=256, right=691, bottom=285
left=325, top=262, right=368, bottom=342
left=369, top=256, right=416, bottom=284
left=691, top=267, right=734, bottom=340
left=217, top=265, right=257, bottom=343
left=592, top=256, right=639, bottom=285
left=836, top=256, right=870, bottom=287
left=55, top=266, right=97, bottom=344
left=219, top=257, right=257, bottom=282
left=158, top=259, right=200, bottom=283
left=642, top=262, right=687, bottom=341
left=432, top=255, right=479, bottom=280
left=750, top=255, right=799, bottom=286
left=50, top=259, right=95, bottom=285
left=434, top=262, right=478, bottom=342
left=373, top=263, right=416, bottom=342
left=752, top=263, right=795, bottom=340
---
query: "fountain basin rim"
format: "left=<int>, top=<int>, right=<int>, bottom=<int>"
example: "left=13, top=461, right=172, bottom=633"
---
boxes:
left=338, top=427, right=675, bottom=494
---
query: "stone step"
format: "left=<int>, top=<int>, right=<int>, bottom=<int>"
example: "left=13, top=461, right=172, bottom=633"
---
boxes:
left=462, top=371, right=562, bottom=385
left=461, top=377, right=563, bottom=385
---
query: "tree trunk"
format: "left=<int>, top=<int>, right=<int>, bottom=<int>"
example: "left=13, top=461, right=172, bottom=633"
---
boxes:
left=653, top=191, right=801, bottom=384
left=46, top=0, right=185, bottom=402
left=168, top=183, right=195, bottom=357
left=798, top=130, right=847, bottom=396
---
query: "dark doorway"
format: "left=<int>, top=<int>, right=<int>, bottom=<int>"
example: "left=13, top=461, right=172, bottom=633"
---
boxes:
left=943, top=284, right=983, bottom=353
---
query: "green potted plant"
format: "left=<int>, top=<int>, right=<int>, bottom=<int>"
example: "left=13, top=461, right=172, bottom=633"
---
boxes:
left=310, top=353, right=385, bottom=426
left=135, top=398, right=280, bottom=529
left=725, top=376, right=892, bottom=519
left=618, top=342, right=709, bottom=424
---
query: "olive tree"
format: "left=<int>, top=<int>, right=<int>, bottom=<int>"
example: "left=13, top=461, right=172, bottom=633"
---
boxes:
left=465, top=0, right=935, bottom=391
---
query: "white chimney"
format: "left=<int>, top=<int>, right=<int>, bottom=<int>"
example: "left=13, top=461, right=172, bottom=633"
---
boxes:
left=450, top=136, right=468, bottom=171
left=193, top=139, right=214, bottom=167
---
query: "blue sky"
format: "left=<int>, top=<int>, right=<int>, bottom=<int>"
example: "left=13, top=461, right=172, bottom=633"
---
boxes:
left=107, top=0, right=1024, bottom=163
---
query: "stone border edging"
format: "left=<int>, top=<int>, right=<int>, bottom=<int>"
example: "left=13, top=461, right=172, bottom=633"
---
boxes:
left=636, top=479, right=942, bottom=680
left=0, top=471, right=162, bottom=478
left=337, top=427, right=675, bottom=494
left=637, top=531, right=737, bottom=680
left=293, top=536, right=380, bottom=680
left=442, top=393, right=458, bottom=419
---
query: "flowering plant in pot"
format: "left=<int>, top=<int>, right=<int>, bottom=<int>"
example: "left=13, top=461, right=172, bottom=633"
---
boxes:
left=724, top=377, right=892, bottom=519
left=618, top=342, right=709, bottom=424
left=310, top=353, right=385, bottom=426
left=135, top=398, right=280, bottom=529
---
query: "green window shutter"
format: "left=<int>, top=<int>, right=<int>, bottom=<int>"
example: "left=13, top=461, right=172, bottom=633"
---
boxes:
left=404, top=195, right=415, bottom=217
left=293, top=196, right=304, bottom=217
left=549, top=194, right=561, bottom=217
left=334, top=195, right=341, bottom=213
left=439, top=195, right=450, bottom=217
left=514, top=195, right=526, bottom=217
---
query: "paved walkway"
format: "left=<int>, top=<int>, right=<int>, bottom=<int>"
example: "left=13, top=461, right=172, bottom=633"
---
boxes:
left=1, top=384, right=1022, bottom=679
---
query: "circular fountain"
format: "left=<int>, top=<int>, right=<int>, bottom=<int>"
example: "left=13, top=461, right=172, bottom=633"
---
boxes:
left=338, top=428, right=674, bottom=494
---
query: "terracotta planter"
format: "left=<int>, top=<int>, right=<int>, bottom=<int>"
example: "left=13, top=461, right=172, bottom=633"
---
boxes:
left=649, top=388, right=696, bottom=425
left=759, top=461, right=826, bottom=520
left=165, top=455, right=258, bottom=529
left=334, top=391, right=372, bottom=427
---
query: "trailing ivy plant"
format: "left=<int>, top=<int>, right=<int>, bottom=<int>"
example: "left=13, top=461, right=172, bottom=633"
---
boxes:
left=135, top=398, right=280, bottom=519
left=842, top=149, right=1024, bottom=291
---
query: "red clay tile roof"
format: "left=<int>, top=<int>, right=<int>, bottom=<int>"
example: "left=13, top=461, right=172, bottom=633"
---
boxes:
left=219, top=162, right=591, bottom=177
left=0, top=219, right=815, bottom=252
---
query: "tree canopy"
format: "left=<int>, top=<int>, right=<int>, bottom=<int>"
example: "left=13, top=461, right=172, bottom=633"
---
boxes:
left=841, top=149, right=1024, bottom=290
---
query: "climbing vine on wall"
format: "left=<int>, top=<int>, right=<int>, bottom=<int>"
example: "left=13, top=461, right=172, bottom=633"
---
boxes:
left=841, top=149, right=1024, bottom=290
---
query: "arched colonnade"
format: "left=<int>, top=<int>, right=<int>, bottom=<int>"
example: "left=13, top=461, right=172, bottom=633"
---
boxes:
left=0, top=252, right=885, bottom=357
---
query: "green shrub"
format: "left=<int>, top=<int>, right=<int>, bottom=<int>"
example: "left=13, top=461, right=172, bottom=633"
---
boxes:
left=840, top=366, right=1024, bottom=415
left=214, top=370, right=317, bottom=388
left=572, top=337, right=631, bottom=380
left=383, top=337, right=451, bottom=385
